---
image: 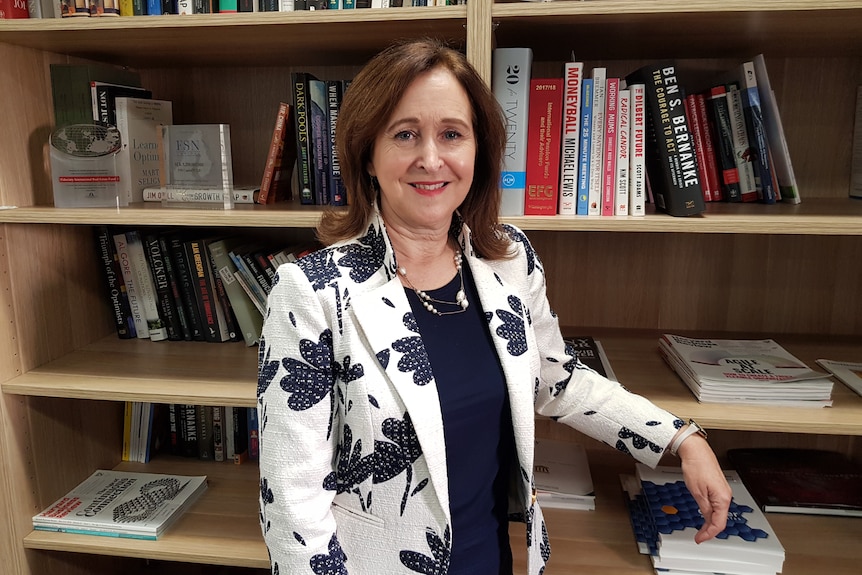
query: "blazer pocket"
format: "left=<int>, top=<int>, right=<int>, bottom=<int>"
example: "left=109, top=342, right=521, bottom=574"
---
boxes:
left=331, top=501, right=385, bottom=531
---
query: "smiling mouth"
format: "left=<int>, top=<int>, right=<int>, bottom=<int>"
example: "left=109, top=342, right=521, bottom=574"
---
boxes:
left=412, top=182, right=447, bottom=191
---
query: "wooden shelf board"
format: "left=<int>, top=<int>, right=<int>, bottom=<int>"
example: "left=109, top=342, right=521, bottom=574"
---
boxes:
left=4, top=331, right=861, bottom=434
left=22, top=450, right=862, bottom=573
left=0, top=8, right=469, bottom=68
left=492, top=0, right=862, bottom=60
left=1, top=199, right=860, bottom=235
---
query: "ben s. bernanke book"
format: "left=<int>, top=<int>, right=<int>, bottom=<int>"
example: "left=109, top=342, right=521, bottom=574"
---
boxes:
left=33, top=469, right=207, bottom=540
left=625, top=62, right=706, bottom=217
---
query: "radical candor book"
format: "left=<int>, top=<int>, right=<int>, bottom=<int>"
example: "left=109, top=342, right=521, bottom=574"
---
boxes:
left=33, top=469, right=207, bottom=538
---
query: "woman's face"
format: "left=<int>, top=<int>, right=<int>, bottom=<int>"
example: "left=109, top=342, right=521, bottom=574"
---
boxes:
left=369, top=66, right=476, bottom=234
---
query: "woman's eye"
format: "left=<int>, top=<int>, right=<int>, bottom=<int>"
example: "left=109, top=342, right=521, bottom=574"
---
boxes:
left=443, top=130, right=461, bottom=140
left=394, top=131, right=414, bottom=141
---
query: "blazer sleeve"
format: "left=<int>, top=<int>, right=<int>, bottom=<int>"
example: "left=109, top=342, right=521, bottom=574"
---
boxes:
left=507, top=226, right=683, bottom=467
left=258, top=262, right=346, bottom=573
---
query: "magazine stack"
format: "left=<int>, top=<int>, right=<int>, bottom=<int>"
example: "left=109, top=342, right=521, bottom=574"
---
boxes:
left=621, top=464, right=786, bottom=575
left=33, top=469, right=207, bottom=540
left=533, top=439, right=596, bottom=511
left=659, top=334, right=834, bottom=407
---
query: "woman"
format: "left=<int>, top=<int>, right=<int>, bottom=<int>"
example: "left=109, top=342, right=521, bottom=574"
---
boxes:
left=257, top=39, right=731, bottom=575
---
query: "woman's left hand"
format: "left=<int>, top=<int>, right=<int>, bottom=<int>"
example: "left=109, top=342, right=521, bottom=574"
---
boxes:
left=677, top=434, right=733, bottom=543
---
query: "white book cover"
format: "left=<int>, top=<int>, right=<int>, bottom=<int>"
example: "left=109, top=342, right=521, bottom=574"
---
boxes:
left=558, top=61, right=584, bottom=215
left=816, top=358, right=862, bottom=397
left=615, top=88, right=630, bottom=215
left=112, top=232, right=147, bottom=339
left=125, top=230, right=168, bottom=342
left=533, top=439, right=594, bottom=510
left=752, top=54, right=800, bottom=203
left=33, top=469, right=207, bottom=539
left=628, top=83, right=646, bottom=216
left=726, top=85, right=758, bottom=201
left=635, top=464, right=785, bottom=574
left=588, top=67, right=606, bottom=215
left=492, top=47, right=533, bottom=216
left=115, top=98, right=173, bottom=204
left=143, top=186, right=257, bottom=204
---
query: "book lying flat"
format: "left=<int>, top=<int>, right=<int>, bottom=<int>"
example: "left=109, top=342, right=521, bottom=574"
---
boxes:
left=33, top=469, right=207, bottom=540
left=533, top=439, right=595, bottom=511
left=816, top=358, right=862, bottom=397
left=565, top=336, right=617, bottom=381
left=727, top=448, right=862, bottom=517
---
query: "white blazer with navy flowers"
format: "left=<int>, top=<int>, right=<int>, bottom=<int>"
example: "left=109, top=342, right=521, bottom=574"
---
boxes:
left=257, top=210, right=684, bottom=575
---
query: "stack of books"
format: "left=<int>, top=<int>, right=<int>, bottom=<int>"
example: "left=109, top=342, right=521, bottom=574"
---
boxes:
left=659, top=334, right=834, bottom=407
left=33, top=469, right=207, bottom=540
left=533, top=439, right=595, bottom=511
left=621, top=464, right=785, bottom=575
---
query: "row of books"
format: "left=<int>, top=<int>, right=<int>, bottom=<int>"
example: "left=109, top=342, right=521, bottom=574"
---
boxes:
left=125, top=402, right=260, bottom=464
left=492, top=49, right=799, bottom=217
left=8, top=0, right=459, bottom=18
left=95, top=225, right=314, bottom=345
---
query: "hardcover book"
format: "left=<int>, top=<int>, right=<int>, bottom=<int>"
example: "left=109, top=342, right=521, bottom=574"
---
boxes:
left=565, top=336, right=617, bottom=381
left=524, top=78, right=564, bottom=215
left=727, top=447, right=862, bottom=517
left=326, top=80, right=347, bottom=206
left=94, top=225, right=135, bottom=339
left=615, top=87, right=630, bottom=216
left=575, top=78, right=593, bottom=216
left=625, top=63, right=705, bottom=216
left=706, top=85, right=742, bottom=202
left=308, top=78, right=331, bottom=206
left=600, top=77, right=619, bottom=216
left=33, top=469, right=207, bottom=540
left=115, top=97, right=173, bottom=204
left=558, top=61, right=584, bottom=215
left=735, top=61, right=779, bottom=203
left=492, top=47, right=533, bottom=216
left=627, top=83, right=646, bottom=216
left=292, top=71, right=315, bottom=205
left=587, top=68, right=606, bottom=216
left=533, top=439, right=595, bottom=511
left=258, top=102, right=296, bottom=205
left=659, top=334, right=834, bottom=407
left=725, top=84, right=758, bottom=202
left=623, top=465, right=785, bottom=575
left=208, top=237, right=263, bottom=346
left=91, top=82, right=151, bottom=126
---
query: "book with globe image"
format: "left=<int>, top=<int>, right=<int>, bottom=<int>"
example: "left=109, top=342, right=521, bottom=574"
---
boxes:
left=49, top=123, right=124, bottom=208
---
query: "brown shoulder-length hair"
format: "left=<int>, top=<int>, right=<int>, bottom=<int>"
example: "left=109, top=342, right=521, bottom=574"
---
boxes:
left=316, top=38, right=511, bottom=260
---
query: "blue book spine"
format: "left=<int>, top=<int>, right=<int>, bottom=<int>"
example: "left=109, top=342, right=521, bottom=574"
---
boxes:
left=308, top=78, right=331, bottom=206
left=147, top=0, right=162, bottom=13
left=740, top=85, right=777, bottom=204
left=576, top=79, right=594, bottom=215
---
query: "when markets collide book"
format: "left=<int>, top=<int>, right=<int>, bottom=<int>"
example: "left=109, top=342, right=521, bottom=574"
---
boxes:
left=33, top=469, right=207, bottom=540
left=533, top=438, right=595, bottom=511
left=659, top=333, right=834, bottom=407
left=625, top=63, right=705, bottom=216
left=624, top=464, right=785, bottom=575
left=727, top=447, right=862, bottom=517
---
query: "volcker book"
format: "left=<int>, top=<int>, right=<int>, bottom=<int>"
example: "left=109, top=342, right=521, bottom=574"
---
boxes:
left=625, top=63, right=705, bottom=216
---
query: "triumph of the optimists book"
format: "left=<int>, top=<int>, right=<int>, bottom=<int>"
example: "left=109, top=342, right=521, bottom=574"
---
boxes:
left=32, top=469, right=207, bottom=540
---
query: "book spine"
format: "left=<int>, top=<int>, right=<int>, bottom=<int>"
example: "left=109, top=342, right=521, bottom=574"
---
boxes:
left=232, top=406, right=249, bottom=464
left=694, top=93, right=722, bottom=201
left=168, top=404, right=180, bottom=455
left=204, top=239, right=237, bottom=342
left=327, top=80, right=347, bottom=206
left=258, top=101, right=289, bottom=205
left=146, top=0, right=161, bottom=13
left=308, top=78, right=331, bottom=206
left=492, top=47, right=533, bottom=216
left=738, top=62, right=778, bottom=204
left=196, top=405, right=214, bottom=461
left=182, top=404, right=198, bottom=458
left=587, top=68, right=606, bottom=216
left=575, top=79, right=593, bottom=216
left=706, top=86, right=742, bottom=202
left=224, top=406, right=236, bottom=461
left=684, top=94, right=712, bottom=202
left=112, top=232, right=148, bottom=339
left=168, top=235, right=205, bottom=341
left=558, top=61, right=583, bottom=215
left=143, top=234, right=183, bottom=341
left=185, top=239, right=221, bottom=343
left=601, top=77, right=619, bottom=216
left=142, top=187, right=255, bottom=203
left=228, top=249, right=268, bottom=311
left=292, top=72, right=315, bottom=204
left=157, top=235, right=191, bottom=341
left=725, top=84, right=758, bottom=202
left=615, top=88, right=630, bottom=216
left=524, top=78, right=564, bottom=216
left=247, top=407, right=259, bottom=460
left=94, top=225, right=134, bottom=338
left=212, top=406, right=225, bottom=461
left=122, top=401, right=133, bottom=461
left=209, top=240, right=263, bottom=346
left=628, top=83, right=646, bottom=216
left=625, top=63, right=705, bottom=216
left=125, top=230, right=169, bottom=341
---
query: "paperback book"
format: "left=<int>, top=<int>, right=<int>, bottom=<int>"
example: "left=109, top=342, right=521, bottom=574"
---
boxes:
left=659, top=334, right=833, bottom=407
left=816, top=358, right=862, bottom=397
left=727, top=447, right=862, bottom=517
left=33, top=469, right=207, bottom=540
left=533, top=438, right=595, bottom=511
left=626, top=464, right=785, bottom=575
left=565, top=336, right=617, bottom=381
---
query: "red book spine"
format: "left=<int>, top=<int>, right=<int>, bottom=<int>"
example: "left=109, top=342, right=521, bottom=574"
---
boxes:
left=601, top=78, right=619, bottom=216
left=0, top=0, right=29, bottom=17
left=685, top=94, right=712, bottom=202
left=695, top=93, right=723, bottom=201
left=258, top=102, right=290, bottom=205
left=524, top=78, right=564, bottom=215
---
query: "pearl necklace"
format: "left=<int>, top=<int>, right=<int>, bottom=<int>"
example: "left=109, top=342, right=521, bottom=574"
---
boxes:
left=399, top=251, right=469, bottom=316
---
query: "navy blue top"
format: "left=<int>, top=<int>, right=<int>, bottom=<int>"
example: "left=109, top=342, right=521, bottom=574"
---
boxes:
left=405, top=260, right=514, bottom=575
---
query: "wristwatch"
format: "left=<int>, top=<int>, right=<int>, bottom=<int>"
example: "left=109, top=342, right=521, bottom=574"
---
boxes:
left=668, top=418, right=708, bottom=456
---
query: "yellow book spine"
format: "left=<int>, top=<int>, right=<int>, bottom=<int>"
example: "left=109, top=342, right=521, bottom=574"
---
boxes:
left=119, top=0, right=134, bottom=16
left=122, top=401, right=133, bottom=461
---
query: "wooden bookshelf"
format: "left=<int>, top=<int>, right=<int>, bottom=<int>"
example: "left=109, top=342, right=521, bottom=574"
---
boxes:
left=1, top=2, right=861, bottom=574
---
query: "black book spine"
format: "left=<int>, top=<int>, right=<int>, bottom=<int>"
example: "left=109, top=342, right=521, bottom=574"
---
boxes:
left=292, top=72, right=315, bottom=205
left=158, top=235, right=192, bottom=340
left=706, top=87, right=742, bottom=202
left=95, top=225, right=135, bottom=339
left=181, top=404, right=199, bottom=458
left=186, top=239, right=221, bottom=343
left=144, top=234, right=183, bottom=341
left=625, top=63, right=705, bottom=216
left=169, top=235, right=205, bottom=341
left=206, top=241, right=241, bottom=342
